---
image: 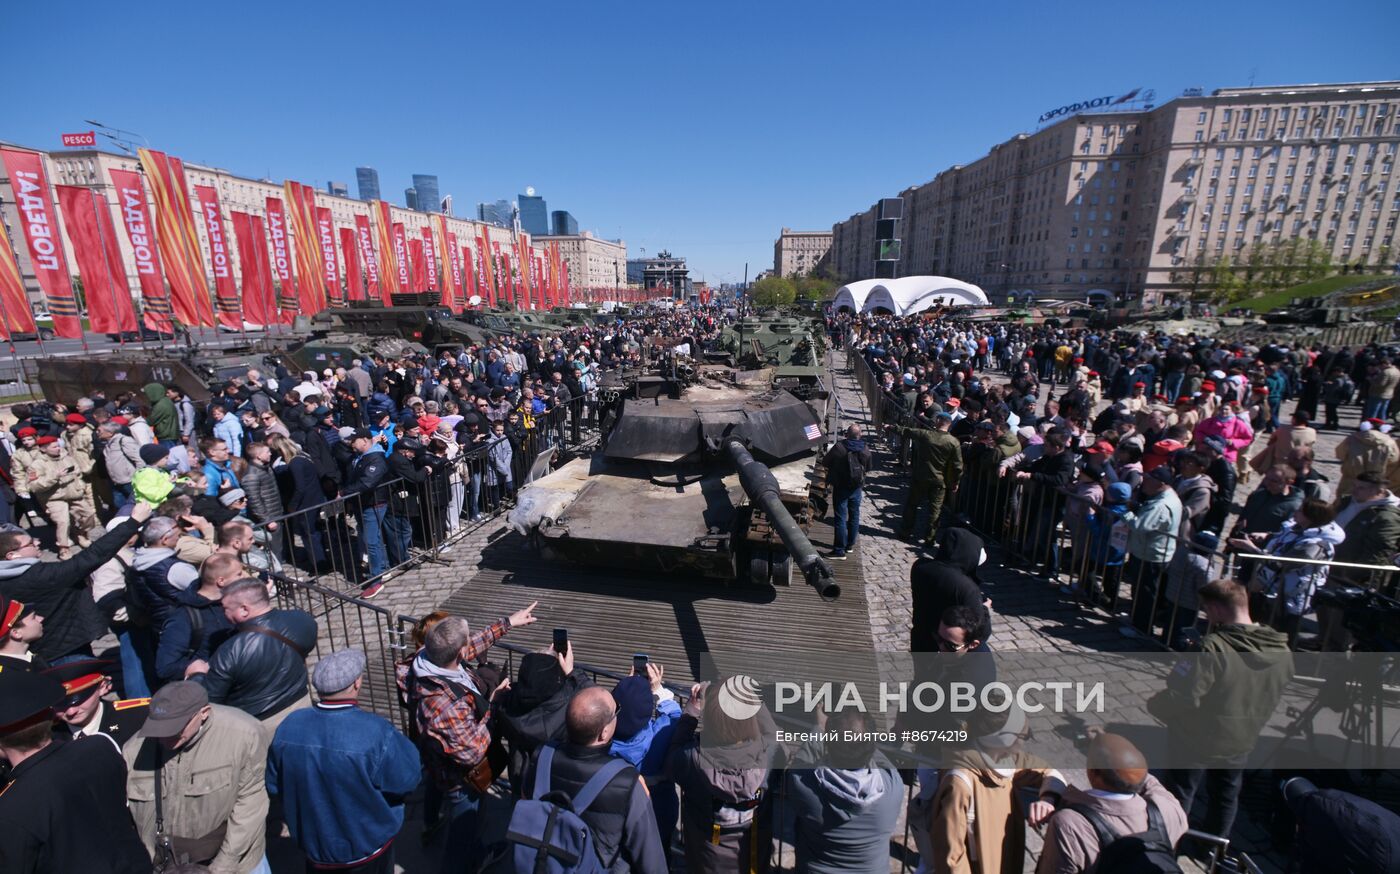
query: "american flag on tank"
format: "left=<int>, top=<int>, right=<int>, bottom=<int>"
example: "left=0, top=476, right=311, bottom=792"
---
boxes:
left=803, top=424, right=821, bottom=441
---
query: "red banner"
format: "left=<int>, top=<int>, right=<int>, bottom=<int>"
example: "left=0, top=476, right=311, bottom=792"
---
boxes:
left=107, top=169, right=174, bottom=333
left=354, top=214, right=382, bottom=302
left=0, top=218, right=38, bottom=339
left=138, top=149, right=214, bottom=327
left=392, top=223, right=410, bottom=292
left=475, top=232, right=493, bottom=304
left=445, top=232, right=463, bottom=311
left=341, top=227, right=362, bottom=302
left=408, top=238, right=426, bottom=293
left=0, top=149, right=82, bottom=337
left=265, top=197, right=297, bottom=321
left=316, top=207, right=342, bottom=306
left=460, top=245, right=476, bottom=307
left=420, top=226, right=437, bottom=293
left=374, top=202, right=401, bottom=297
left=283, top=182, right=325, bottom=315
left=55, top=185, right=138, bottom=335
left=192, top=186, right=242, bottom=330
left=229, top=212, right=270, bottom=325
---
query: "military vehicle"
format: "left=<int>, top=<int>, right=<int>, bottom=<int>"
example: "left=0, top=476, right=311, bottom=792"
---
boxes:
left=34, top=342, right=280, bottom=405
left=1259, top=298, right=1360, bottom=326
left=709, top=316, right=827, bottom=397
left=508, top=365, right=838, bottom=598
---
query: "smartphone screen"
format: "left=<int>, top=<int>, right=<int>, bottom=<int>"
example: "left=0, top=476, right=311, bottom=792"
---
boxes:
left=633, top=653, right=648, bottom=674
left=553, top=628, right=568, bottom=654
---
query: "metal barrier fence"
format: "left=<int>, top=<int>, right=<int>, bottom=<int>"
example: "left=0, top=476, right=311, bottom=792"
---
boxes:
left=246, top=393, right=598, bottom=594
left=844, top=341, right=1400, bottom=653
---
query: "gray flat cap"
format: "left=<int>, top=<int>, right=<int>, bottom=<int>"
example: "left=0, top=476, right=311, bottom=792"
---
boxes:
left=312, top=648, right=366, bottom=696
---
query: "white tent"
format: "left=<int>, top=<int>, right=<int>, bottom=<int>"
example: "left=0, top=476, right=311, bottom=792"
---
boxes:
left=857, top=276, right=988, bottom=315
left=831, top=279, right=884, bottom=312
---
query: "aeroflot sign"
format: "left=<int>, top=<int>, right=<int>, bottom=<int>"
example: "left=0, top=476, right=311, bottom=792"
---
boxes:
left=1038, top=88, right=1147, bottom=123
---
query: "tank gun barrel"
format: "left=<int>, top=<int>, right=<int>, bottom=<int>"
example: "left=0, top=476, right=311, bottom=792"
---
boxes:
left=723, top=437, right=840, bottom=601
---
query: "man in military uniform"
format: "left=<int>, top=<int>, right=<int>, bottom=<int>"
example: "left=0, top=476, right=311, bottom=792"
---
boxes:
left=44, top=659, right=149, bottom=752
left=0, top=668, right=151, bottom=873
left=27, top=435, right=98, bottom=558
left=7, top=426, right=41, bottom=521
left=889, top=411, right=964, bottom=545
left=0, top=594, right=46, bottom=673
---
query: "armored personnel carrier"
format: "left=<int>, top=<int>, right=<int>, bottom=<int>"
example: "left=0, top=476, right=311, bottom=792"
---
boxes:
left=709, top=316, right=827, bottom=398
left=508, top=367, right=838, bottom=598
left=34, top=342, right=281, bottom=405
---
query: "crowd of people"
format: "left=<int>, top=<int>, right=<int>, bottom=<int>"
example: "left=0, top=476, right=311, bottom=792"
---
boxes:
left=1, top=301, right=1399, bottom=873
left=843, top=311, right=1400, bottom=650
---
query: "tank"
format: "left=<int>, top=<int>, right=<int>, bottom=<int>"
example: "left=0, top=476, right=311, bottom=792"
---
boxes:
left=309, top=293, right=494, bottom=348
left=508, top=368, right=838, bottom=599
left=709, top=316, right=828, bottom=398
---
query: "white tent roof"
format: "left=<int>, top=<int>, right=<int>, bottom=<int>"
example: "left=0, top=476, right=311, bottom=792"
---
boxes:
left=831, top=279, right=884, bottom=311
left=858, top=276, right=988, bottom=315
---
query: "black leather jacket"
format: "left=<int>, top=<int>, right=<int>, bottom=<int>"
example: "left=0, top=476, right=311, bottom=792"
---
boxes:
left=200, top=608, right=317, bottom=719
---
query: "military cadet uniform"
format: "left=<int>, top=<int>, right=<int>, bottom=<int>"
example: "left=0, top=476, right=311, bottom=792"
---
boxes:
left=44, top=659, right=149, bottom=752
left=7, top=428, right=40, bottom=510
left=894, top=421, right=965, bottom=544
left=0, top=669, right=151, bottom=874
left=0, top=594, right=47, bottom=675
left=26, top=437, right=98, bottom=555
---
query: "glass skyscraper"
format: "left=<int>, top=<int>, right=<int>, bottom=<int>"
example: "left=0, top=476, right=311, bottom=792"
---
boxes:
left=405, top=188, right=418, bottom=210
left=518, top=193, right=548, bottom=235
left=413, top=174, right=441, bottom=212
left=550, top=210, right=578, bottom=235
left=355, top=167, right=380, bottom=201
left=477, top=200, right=514, bottom=228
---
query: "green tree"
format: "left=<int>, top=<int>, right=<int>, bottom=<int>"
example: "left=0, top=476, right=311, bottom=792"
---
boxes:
left=795, top=274, right=836, bottom=302
left=750, top=276, right=797, bottom=306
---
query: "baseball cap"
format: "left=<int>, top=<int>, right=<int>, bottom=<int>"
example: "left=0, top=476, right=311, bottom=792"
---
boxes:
left=1106, top=482, right=1133, bottom=504
left=1084, top=440, right=1115, bottom=455
left=138, top=681, right=210, bottom=738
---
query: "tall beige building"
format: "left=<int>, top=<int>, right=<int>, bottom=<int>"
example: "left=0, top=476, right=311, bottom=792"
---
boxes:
left=830, top=81, right=1400, bottom=306
left=773, top=228, right=832, bottom=277
left=0, top=143, right=557, bottom=313
left=534, top=231, right=628, bottom=293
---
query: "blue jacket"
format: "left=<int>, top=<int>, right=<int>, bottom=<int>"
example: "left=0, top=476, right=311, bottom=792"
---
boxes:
left=212, top=417, right=244, bottom=458
left=609, top=696, right=681, bottom=777
left=1088, top=502, right=1130, bottom=566
left=267, top=702, right=421, bottom=865
left=203, top=458, right=240, bottom=496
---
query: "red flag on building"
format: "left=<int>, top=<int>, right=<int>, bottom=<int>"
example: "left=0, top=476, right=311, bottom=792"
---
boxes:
left=341, top=227, right=362, bottom=302
left=55, top=185, right=138, bottom=335
left=230, top=211, right=273, bottom=326
left=391, top=222, right=410, bottom=293
left=374, top=202, right=400, bottom=297
left=192, top=186, right=243, bottom=330
left=420, top=226, right=438, bottom=293
left=283, top=181, right=325, bottom=314
left=408, top=238, right=426, bottom=293
left=354, top=214, right=381, bottom=302
left=107, top=169, right=174, bottom=333
left=0, top=215, right=38, bottom=339
left=476, top=231, right=494, bottom=304
left=0, top=149, right=83, bottom=337
left=460, top=244, right=476, bottom=307
left=264, top=197, right=298, bottom=322
left=316, top=208, right=342, bottom=307
left=136, top=149, right=214, bottom=327
left=445, top=231, right=463, bottom=312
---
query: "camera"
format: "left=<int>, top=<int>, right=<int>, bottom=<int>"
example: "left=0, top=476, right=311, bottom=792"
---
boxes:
left=1313, top=586, right=1400, bottom=651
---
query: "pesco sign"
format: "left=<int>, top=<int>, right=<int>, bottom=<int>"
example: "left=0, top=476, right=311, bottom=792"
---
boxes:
left=1038, top=88, right=1151, bottom=124
left=60, top=131, right=96, bottom=147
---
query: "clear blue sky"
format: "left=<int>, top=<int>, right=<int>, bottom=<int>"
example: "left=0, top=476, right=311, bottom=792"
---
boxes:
left=7, top=0, right=1399, bottom=285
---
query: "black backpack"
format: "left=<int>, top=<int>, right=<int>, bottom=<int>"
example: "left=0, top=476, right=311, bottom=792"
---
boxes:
left=1065, top=798, right=1183, bottom=874
left=845, top=446, right=866, bottom=488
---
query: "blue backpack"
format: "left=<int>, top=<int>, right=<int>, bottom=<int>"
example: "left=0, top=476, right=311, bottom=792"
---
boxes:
left=503, top=745, right=630, bottom=874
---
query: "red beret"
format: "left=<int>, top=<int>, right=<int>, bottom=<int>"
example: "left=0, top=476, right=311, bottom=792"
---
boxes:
left=1367, top=417, right=1385, bottom=426
left=1201, top=381, right=1217, bottom=391
left=1252, top=386, right=1269, bottom=394
left=111, top=415, right=130, bottom=425
left=1073, top=357, right=1084, bottom=363
left=1176, top=396, right=1193, bottom=405
left=1133, top=382, right=1146, bottom=388
left=36, top=435, right=57, bottom=446
left=16, top=427, right=36, bottom=438
left=65, top=413, right=87, bottom=425
left=1088, top=370, right=1099, bottom=377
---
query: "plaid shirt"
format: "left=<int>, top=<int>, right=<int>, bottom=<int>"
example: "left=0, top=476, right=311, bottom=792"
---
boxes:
left=396, top=619, right=508, bottom=791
